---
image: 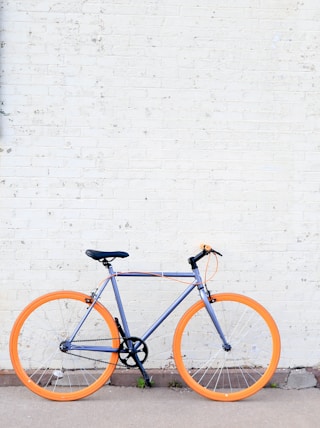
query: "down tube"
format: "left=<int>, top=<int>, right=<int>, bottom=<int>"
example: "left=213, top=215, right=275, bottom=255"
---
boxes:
left=139, top=283, right=196, bottom=343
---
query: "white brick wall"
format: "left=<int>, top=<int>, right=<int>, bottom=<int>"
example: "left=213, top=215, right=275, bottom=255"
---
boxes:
left=1, top=0, right=319, bottom=369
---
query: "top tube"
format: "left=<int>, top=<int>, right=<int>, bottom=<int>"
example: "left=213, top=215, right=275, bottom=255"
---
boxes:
left=114, top=272, right=196, bottom=278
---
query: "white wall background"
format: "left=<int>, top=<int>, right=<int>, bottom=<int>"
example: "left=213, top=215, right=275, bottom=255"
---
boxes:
left=1, top=0, right=319, bottom=370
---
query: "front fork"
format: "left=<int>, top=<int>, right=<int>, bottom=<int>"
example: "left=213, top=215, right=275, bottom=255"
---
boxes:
left=198, top=286, right=232, bottom=352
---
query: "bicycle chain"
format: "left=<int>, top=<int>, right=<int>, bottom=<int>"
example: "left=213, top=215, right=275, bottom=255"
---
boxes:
left=64, top=338, right=120, bottom=366
left=65, top=337, right=148, bottom=368
left=65, top=351, right=118, bottom=366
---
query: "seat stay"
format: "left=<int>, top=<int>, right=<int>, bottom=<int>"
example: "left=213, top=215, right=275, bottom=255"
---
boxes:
left=67, top=275, right=113, bottom=343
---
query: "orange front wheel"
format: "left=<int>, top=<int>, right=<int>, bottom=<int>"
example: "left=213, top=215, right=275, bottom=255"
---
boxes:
left=173, top=293, right=280, bottom=402
left=10, top=291, right=120, bottom=401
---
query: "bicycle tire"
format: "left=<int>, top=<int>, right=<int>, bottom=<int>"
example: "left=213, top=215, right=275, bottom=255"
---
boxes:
left=10, top=291, right=120, bottom=401
left=173, top=293, right=281, bottom=402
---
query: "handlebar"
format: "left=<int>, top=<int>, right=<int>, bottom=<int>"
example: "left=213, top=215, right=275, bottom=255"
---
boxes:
left=188, top=244, right=222, bottom=269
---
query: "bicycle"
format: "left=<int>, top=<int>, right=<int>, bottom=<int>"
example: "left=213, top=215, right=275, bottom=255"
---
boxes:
left=9, top=244, right=281, bottom=402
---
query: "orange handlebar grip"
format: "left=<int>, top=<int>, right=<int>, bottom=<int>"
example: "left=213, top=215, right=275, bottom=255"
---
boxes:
left=200, top=243, right=212, bottom=252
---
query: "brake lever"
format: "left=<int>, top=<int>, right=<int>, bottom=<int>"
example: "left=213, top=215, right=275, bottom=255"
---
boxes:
left=201, top=244, right=223, bottom=257
left=212, top=249, right=223, bottom=257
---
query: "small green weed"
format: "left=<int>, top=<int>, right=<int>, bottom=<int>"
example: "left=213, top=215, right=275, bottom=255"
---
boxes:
left=136, top=377, right=154, bottom=388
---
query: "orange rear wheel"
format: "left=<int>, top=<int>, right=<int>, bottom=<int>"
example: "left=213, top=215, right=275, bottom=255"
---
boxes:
left=10, top=291, right=119, bottom=401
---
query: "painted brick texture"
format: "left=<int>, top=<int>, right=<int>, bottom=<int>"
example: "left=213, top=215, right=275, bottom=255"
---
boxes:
left=1, top=1, right=319, bottom=369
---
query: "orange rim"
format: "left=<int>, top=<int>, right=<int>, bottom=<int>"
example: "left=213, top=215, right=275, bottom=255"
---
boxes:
left=173, top=293, right=281, bottom=402
left=10, top=291, right=119, bottom=401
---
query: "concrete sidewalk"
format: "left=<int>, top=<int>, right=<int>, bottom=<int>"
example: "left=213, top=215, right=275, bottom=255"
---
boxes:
left=0, top=386, right=318, bottom=428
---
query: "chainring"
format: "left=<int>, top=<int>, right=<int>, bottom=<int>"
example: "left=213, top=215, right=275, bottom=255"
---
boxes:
left=118, top=337, right=148, bottom=368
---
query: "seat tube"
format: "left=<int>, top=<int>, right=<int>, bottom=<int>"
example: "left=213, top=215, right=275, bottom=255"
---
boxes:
left=108, top=265, right=131, bottom=338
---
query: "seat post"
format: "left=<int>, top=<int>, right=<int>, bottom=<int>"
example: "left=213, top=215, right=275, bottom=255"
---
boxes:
left=101, top=258, right=112, bottom=268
